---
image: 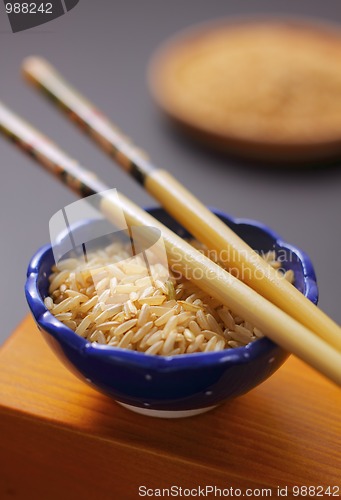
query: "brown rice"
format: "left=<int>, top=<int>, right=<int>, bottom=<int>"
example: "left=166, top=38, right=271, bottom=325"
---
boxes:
left=45, top=239, right=294, bottom=355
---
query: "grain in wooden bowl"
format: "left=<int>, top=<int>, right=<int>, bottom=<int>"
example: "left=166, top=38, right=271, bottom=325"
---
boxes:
left=149, top=18, right=341, bottom=163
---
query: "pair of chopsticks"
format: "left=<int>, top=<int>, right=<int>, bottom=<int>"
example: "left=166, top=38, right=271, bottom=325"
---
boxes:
left=0, top=57, right=340, bottom=386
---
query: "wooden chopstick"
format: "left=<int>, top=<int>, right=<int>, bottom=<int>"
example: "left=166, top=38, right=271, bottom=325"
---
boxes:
left=1, top=101, right=341, bottom=386
left=21, top=56, right=341, bottom=354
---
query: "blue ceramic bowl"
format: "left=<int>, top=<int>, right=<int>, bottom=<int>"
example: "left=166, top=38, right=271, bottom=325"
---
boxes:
left=25, top=208, right=318, bottom=418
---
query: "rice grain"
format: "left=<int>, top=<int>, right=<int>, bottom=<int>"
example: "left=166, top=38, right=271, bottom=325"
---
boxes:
left=46, top=239, right=294, bottom=356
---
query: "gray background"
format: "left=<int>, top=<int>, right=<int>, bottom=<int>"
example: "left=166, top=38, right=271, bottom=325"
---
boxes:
left=0, top=0, right=340, bottom=344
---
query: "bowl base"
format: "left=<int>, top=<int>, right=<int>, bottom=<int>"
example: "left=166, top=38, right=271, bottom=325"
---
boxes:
left=117, top=402, right=217, bottom=418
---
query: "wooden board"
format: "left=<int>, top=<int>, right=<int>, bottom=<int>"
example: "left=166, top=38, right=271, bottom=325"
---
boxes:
left=0, top=316, right=340, bottom=500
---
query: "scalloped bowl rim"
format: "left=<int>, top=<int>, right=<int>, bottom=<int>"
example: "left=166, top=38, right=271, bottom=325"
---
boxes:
left=25, top=208, right=318, bottom=373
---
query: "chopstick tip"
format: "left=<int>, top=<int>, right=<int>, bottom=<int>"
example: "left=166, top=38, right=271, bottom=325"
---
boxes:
left=21, top=55, right=51, bottom=82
